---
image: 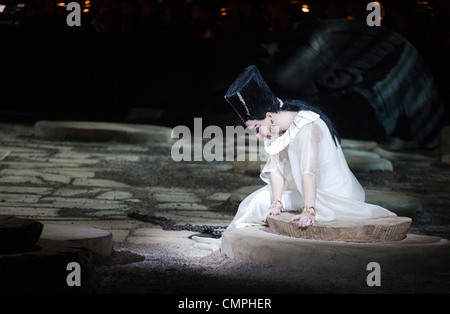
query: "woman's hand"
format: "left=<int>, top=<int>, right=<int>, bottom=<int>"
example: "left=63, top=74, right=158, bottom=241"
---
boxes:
left=289, top=212, right=315, bottom=229
left=261, top=207, right=282, bottom=225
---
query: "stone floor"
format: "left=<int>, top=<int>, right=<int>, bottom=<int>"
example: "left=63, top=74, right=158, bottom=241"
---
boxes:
left=0, top=121, right=449, bottom=294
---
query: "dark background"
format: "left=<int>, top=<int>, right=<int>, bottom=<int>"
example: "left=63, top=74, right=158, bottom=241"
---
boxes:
left=1, top=0, right=449, bottom=138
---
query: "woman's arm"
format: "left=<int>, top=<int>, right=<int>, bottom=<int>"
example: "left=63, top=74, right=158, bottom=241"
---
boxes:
left=291, top=173, right=317, bottom=228
left=290, top=175, right=318, bottom=229
left=271, top=170, right=284, bottom=204
left=261, top=169, right=284, bottom=224
left=290, top=122, right=321, bottom=228
left=302, top=173, right=316, bottom=209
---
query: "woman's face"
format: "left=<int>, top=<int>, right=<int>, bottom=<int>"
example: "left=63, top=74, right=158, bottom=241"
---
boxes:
left=245, top=112, right=289, bottom=139
left=245, top=111, right=296, bottom=139
left=245, top=116, right=272, bottom=139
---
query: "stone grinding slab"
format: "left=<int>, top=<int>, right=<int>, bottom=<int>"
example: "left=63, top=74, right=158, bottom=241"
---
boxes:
left=267, top=213, right=412, bottom=242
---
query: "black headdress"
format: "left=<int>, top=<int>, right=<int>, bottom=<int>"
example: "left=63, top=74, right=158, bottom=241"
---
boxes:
left=224, top=65, right=283, bottom=122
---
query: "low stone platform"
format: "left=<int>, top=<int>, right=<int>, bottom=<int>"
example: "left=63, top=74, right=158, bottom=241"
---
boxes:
left=267, top=213, right=411, bottom=242
left=0, top=239, right=94, bottom=293
left=0, top=215, right=43, bottom=253
left=0, top=219, right=111, bottom=293
left=221, top=226, right=450, bottom=277
left=40, top=223, right=113, bottom=257
left=34, top=120, right=174, bottom=144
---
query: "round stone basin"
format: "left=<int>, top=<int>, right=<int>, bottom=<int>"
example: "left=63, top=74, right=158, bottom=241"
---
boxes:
left=267, top=213, right=412, bottom=243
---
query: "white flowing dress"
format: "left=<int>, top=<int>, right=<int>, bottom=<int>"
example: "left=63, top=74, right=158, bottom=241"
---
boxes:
left=227, top=110, right=396, bottom=229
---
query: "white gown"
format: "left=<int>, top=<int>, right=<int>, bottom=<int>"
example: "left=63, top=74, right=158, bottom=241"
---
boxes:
left=227, top=110, right=396, bottom=229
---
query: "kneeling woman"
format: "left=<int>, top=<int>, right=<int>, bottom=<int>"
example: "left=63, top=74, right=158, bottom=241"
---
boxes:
left=224, top=65, right=396, bottom=230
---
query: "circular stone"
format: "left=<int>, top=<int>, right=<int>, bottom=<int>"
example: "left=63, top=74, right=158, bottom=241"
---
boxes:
left=345, top=155, right=393, bottom=172
left=40, top=224, right=113, bottom=256
left=0, top=239, right=94, bottom=293
left=341, top=139, right=378, bottom=150
left=0, top=215, right=43, bottom=253
left=343, top=149, right=381, bottom=159
left=230, top=185, right=264, bottom=205
left=233, top=160, right=265, bottom=174
left=364, top=189, right=422, bottom=217
left=34, top=120, right=174, bottom=144
left=267, top=213, right=412, bottom=243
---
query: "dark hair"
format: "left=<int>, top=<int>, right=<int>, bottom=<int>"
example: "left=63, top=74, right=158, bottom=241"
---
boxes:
left=252, top=99, right=341, bottom=147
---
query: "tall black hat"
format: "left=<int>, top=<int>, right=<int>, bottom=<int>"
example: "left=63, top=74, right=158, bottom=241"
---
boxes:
left=224, top=65, right=282, bottom=122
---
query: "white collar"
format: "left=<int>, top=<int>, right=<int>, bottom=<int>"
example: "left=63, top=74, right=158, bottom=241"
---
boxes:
left=264, top=110, right=320, bottom=155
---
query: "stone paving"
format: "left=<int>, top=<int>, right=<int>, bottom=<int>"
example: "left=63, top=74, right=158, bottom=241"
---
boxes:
left=0, top=123, right=237, bottom=245
left=0, top=121, right=449, bottom=293
left=0, top=123, right=421, bottom=242
left=0, top=121, right=440, bottom=242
